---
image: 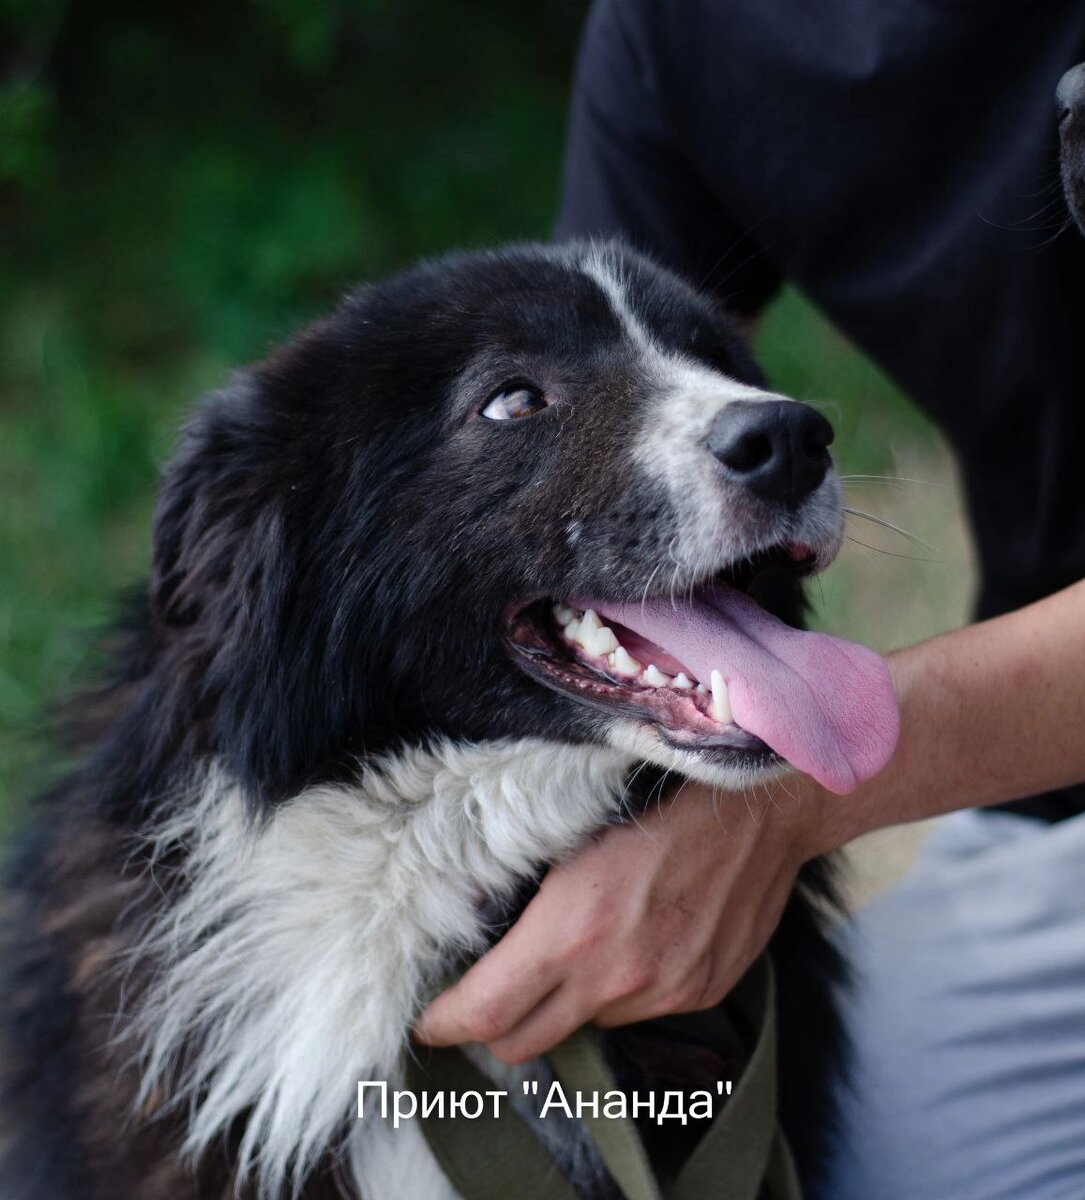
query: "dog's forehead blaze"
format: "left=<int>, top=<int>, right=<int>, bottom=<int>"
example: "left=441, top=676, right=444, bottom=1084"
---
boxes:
left=422, top=249, right=730, bottom=375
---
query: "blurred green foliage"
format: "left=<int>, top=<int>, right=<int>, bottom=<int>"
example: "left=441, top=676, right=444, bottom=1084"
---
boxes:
left=0, top=0, right=935, bottom=829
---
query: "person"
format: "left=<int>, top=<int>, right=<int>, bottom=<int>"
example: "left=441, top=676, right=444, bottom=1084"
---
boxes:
left=417, top=2, right=1085, bottom=1195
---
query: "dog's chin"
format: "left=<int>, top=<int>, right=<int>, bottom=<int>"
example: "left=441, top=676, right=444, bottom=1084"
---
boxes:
left=603, top=716, right=791, bottom=790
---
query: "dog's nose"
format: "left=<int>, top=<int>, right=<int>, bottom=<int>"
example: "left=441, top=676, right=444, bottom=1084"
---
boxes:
left=708, top=399, right=834, bottom=507
left=1057, top=63, right=1085, bottom=121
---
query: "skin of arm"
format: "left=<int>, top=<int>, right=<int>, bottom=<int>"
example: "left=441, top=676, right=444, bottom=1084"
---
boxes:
left=414, top=577, right=1085, bottom=1063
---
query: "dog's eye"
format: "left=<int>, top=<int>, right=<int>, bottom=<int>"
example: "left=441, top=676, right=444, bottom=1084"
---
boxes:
left=481, top=385, right=547, bottom=420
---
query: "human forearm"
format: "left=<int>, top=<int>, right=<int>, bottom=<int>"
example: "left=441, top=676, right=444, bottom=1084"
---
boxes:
left=807, top=577, right=1085, bottom=855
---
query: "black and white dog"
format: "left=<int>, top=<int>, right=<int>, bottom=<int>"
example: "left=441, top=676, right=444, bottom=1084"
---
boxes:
left=0, top=242, right=897, bottom=1199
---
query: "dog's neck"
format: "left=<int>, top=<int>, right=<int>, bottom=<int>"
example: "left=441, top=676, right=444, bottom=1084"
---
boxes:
left=132, top=737, right=634, bottom=1198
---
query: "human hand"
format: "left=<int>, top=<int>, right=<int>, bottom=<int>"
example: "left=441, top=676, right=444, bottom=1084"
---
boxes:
left=414, top=775, right=826, bottom=1063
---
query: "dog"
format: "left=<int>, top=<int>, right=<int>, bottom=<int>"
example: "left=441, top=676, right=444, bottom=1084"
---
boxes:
left=0, top=241, right=897, bottom=1199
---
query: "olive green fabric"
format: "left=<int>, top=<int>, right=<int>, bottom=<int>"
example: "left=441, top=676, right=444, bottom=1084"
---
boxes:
left=408, top=955, right=800, bottom=1200
left=547, top=1029, right=663, bottom=1200
left=407, top=1043, right=583, bottom=1200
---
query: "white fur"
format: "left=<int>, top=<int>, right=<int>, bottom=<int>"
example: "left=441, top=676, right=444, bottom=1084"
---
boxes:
left=348, top=1117, right=460, bottom=1200
left=579, top=242, right=844, bottom=577
left=133, top=738, right=634, bottom=1198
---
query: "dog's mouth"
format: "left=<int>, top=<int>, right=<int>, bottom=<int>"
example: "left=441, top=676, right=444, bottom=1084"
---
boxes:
left=504, top=544, right=899, bottom=794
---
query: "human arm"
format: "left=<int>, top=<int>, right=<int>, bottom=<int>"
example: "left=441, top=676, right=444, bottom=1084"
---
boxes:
left=415, top=577, right=1085, bottom=1061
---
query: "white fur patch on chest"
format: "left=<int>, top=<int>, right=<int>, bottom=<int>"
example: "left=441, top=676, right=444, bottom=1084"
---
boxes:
left=133, top=738, right=633, bottom=1198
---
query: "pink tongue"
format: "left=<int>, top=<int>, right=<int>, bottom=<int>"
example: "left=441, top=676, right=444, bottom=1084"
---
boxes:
left=587, top=586, right=899, bottom=794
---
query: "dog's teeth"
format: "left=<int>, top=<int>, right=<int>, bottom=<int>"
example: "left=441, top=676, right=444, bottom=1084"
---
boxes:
left=592, top=626, right=619, bottom=655
left=609, top=646, right=642, bottom=677
left=643, top=664, right=671, bottom=687
left=695, top=683, right=707, bottom=695
left=575, top=614, right=619, bottom=658
left=573, top=626, right=595, bottom=651
left=562, top=607, right=620, bottom=659
left=574, top=610, right=602, bottom=651
left=672, top=673, right=694, bottom=689
left=580, top=609, right=602, bottom=636
left=710, top=670, right=732, bottom=724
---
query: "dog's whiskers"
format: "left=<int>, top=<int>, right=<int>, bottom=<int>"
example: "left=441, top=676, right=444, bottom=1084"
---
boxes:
left=617, top=759, right=653, bottom=814
left=639, top=560, right=665, bottom=620
left=842, top=507, right=939, bottom=556
left=845, top=535, right=935, bottom=562
left=839, top=474, right=934, bottom=488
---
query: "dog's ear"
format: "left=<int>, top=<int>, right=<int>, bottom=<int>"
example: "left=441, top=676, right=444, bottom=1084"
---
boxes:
left=152, top=310, right=351, bottom=631
left=143, top=305, right=442, bottom=803
left=151, top=378, right=276, bottom=630
left=149, top=376, right=329, bottom=802
left=150, top=413, right=221, bottom=631
left=146, top=345, right=397, bottom=805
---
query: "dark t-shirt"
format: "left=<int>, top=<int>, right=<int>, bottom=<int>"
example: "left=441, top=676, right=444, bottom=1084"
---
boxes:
left=555, top=0, right=1085, bottom=819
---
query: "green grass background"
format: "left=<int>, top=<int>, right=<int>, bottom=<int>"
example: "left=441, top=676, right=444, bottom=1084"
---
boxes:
left=0, top=0, right=968, bottom=833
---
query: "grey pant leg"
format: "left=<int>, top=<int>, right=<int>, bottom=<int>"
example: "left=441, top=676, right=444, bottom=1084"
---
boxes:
left=818, top=810, right=1085, bottom=1200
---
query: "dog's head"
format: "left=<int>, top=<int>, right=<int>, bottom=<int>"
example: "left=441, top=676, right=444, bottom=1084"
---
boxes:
left=148, top=241, right=896, bottom=805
